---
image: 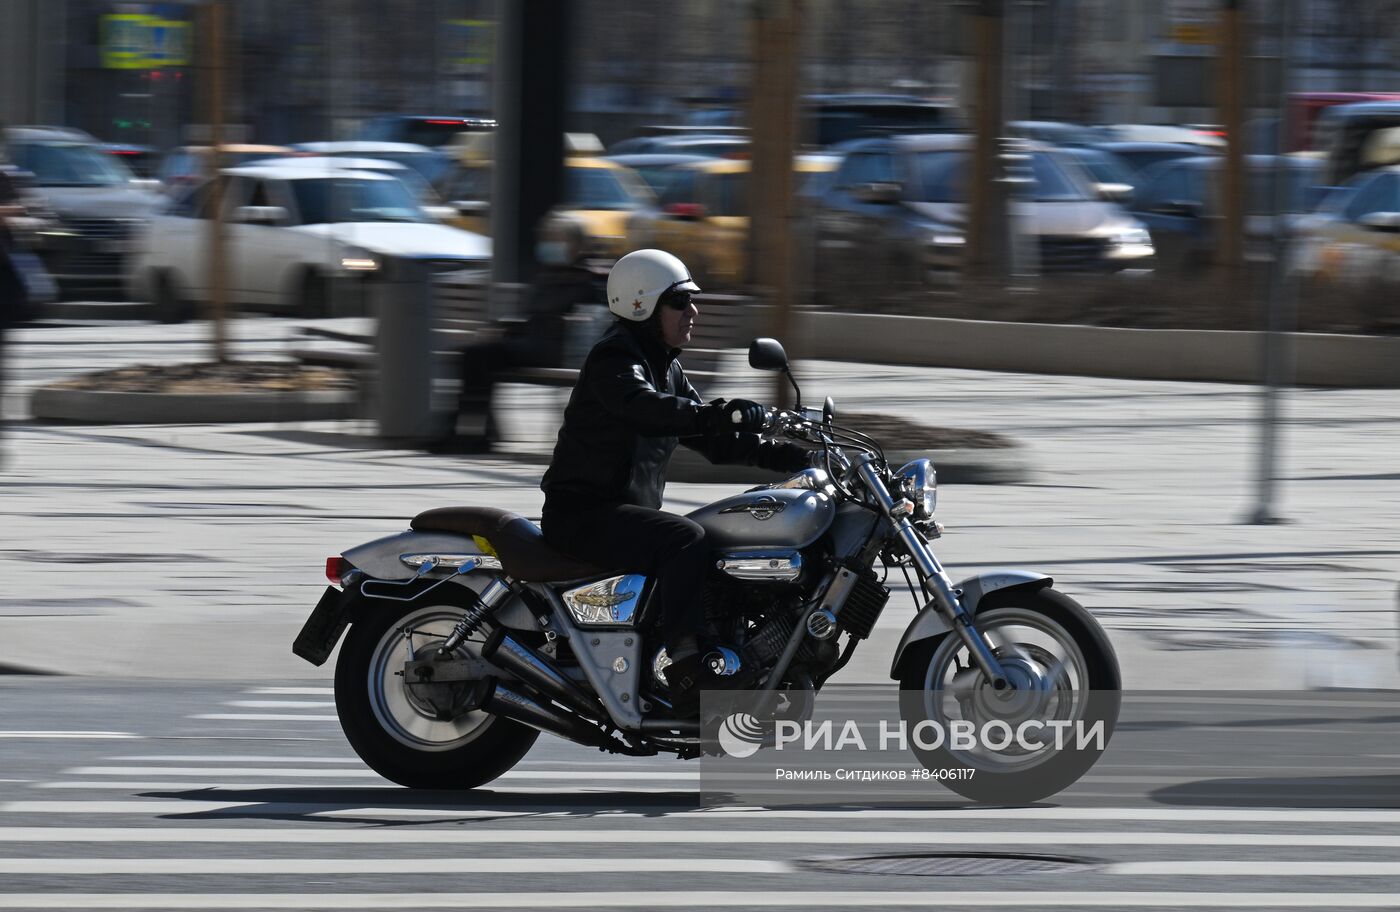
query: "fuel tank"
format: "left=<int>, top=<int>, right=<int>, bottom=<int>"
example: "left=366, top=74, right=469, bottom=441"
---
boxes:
left=686, top=489, right=835, bottom=549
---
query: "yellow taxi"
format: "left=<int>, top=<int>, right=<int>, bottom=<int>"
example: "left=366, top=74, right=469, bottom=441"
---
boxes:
left=624, top=154, right=839, bottom=289
left=438, top=133, right=655, bottom=261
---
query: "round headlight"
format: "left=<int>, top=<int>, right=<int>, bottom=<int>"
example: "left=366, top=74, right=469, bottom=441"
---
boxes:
left=897, top=458, right=937, bottom=519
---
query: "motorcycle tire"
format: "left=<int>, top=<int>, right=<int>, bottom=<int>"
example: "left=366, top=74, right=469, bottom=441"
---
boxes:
left=334, top=598, right=538, bottom=790
left=897, top=586, right=1121, bottom=804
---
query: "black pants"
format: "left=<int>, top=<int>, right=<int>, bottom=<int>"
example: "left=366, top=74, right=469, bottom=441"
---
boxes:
left=542, top=503, right=708, bottom=651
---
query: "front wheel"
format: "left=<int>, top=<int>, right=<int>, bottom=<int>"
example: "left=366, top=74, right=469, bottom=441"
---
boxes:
left=898, top=587, right=1120, bottom=803
left=335, top=597, right=537, bottom=789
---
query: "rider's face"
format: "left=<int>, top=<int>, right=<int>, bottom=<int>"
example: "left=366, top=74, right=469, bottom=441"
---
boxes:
left=659, top=296, right=698, bottom=349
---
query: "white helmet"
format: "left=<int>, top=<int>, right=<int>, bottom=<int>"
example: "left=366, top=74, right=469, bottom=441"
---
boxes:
left=606, top=249, right=699, bottom=322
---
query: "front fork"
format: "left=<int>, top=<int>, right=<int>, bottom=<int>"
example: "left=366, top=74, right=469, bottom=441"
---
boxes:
left=855, top=459, right=1011, bottom=691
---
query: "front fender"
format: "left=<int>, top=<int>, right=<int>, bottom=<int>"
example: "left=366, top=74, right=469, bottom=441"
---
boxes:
left=888, top=569, right=1052, bottom=681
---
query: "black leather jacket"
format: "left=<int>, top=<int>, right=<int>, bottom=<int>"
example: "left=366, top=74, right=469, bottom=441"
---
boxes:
left=540, top=319, right=808, bottom=512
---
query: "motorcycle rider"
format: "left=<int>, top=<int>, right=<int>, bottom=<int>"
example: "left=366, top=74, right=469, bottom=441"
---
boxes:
left=540, top=249, right=811, bottom=715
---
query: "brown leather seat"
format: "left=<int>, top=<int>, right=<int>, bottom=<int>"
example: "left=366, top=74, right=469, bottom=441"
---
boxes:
left=410, top=507, right=608, bottom=583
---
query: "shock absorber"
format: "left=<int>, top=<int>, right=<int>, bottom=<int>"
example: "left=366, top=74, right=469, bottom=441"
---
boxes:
left=437, top=578, right=513, bottom=655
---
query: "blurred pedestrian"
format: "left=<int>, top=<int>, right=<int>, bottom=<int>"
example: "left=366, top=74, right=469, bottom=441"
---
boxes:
left=435, top=213, right=605, bottom=453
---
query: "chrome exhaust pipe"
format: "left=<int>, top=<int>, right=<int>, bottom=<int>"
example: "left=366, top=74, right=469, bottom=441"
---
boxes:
left=482, top=681, right=614, bottom=750
left=480, top=628, right=607, bottom=722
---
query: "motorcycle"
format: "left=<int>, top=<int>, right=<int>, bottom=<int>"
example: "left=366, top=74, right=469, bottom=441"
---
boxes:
left=293, top=337, right=1120, bottom=803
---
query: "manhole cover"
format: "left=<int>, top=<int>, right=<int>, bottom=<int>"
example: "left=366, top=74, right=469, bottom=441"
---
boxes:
left=795, top=852, right=1093, bottom=877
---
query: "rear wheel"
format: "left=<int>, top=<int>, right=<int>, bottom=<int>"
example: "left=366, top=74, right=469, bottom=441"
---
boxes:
left=898, top=587, right=1120, bottom=803
left=335, top=596, right=537, bottom=789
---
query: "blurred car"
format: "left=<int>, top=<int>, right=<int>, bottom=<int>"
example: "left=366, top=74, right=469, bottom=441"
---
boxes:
left=1085, top=141, right=1215, bottom=180
left=127, top=163, right=490, bottom=318
left=1055, top=146, right=1139, bottom=203
left=624, top=154, right=840, bottom=289
left=157, top=145, right=295, bottom=191
left=606, top=133, right=752, bottom=158
left=1313, top=101, right=1400, bottom=187
left=1129, top=154, right=1323, bottom=273
left=810, top=134, right=1154, bottom=301
left=5, top=125, right=166, bottom=296
left=802, top=94, right=959, bottom=147
left=355, top=114, right=495, bottom=149
left=1009, top=120, right=1101, bottom=147
left=291, top=141, right=450, bottom=186
left=1098, top=124, right=1227, bottom=149
left=602, top=153, right=711, bottom=196
left=244, top=155, right=455, bottom=221
left=439, top=145, right=656, bottom=260
left=101, top=143, right=159, bottom=178
left=1294, top=164, right=1400, bottom=310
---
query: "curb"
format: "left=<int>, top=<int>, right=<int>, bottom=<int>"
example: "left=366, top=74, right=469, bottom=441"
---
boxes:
left=41, top=300, right=156, bottom=321
left=791, top=311, right=1400, bottom=388
left=665, top=444, right=1030, bottom=485
left=30, top=386, right=359, bottom=424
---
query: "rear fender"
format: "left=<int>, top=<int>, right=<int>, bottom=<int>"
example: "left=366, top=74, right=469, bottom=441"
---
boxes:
left=342, top=530, right=487, bottom=581
left=888, top=570, right=1053, bottom=681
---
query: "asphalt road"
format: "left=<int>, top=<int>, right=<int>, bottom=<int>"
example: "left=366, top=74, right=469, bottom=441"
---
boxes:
left=2, top=679, right=1400, bottom=910
left=3, top=314, right=1400, bottom=909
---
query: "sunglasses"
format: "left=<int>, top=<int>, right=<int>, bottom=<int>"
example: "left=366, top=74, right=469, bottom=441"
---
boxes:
left=659, top=289, right=694, bottom=311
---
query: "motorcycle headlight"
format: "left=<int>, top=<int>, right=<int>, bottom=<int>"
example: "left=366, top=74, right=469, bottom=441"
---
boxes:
left=896, top=458, right=937, bottom=519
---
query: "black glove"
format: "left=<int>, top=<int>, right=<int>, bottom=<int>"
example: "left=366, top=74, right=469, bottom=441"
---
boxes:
left=717, top=398, right=767, bottom=434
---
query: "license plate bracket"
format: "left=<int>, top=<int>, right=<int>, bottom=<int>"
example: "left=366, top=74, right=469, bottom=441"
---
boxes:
left=293, top=586, right=351, bottom=666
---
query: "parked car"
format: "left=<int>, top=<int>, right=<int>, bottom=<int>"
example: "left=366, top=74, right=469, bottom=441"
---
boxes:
left=810, top=134, right=1154, bottom=301
left=4, top=125, right=166, bottom=297
left=602, top=153, right=712, bottom=197
left=1009, top=120, right=1101, bottom=147
left=1293, top=164, right=1400, bottom=317
left=1055, top=146, right=1139, bottom=202
left=1084, top=141, right=1215, bottom=180
left=1129, top=154, right=1323, bottom=273
left=244, top=155, right=455, bottom=221
left=157, top=145, right=295, bottom=190
left=355, top=114, right=495, bottom=149
left=100, top=143, right=159, bottom=178
left=606, top=133, right=752, bottom=158
left=625, top=154, right=840, bottom=289
left=1097, top=124, right=1226, bottom=149
left=127, top=163, right=490, bottom=319
left=439, top=149, right=655, bottom=260
left=1313, top=101, right=1400, bottom=187
left=291, top=141, right=450, bottom=186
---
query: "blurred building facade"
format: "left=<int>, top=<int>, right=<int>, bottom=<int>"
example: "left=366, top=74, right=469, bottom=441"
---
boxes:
left=2, top=0, right=1400, bottom=152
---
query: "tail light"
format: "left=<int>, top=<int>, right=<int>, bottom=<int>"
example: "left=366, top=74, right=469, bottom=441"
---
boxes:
left=325, top=556, right=351, bottom=584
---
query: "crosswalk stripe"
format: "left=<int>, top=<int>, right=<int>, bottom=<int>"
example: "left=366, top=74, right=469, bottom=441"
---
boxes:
left=10, top=801, right=1400, bottom=824
left=1109, top=861, right=1400, bottom=876
left=109, top=756, right=363, bottom=764
left=1, top=891, right=1399, bottom=909
left=0, top=858, right=789, bottom=875
left=0, top=827, right=1396, bottom=849
left=0, top=732, right=138, bottom=739
left=192, top=714, right=339, bottom=721
left=65, top=767, right=700, bottom=780
left=225, top=701, right=335, bottom=709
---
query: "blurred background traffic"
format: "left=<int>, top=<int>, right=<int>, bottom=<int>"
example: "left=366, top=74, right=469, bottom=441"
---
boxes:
left=3, top=0, right=1400, bottom=335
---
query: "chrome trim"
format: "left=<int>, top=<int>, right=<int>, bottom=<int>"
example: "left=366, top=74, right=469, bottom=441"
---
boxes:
left=562, top=574, right=646, bottom=626
left=806, top=608, right=838, bottom=640
left=401, top=553, right=503, bottom=572
left=717, top=550, right=803, bottom=582
left=896, top=458, right=937, bottom=519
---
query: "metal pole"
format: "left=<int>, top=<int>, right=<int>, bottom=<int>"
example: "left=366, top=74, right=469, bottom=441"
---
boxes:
left=203, top=0, right=228, bottom=362
left=966, top=0, right=1008, bottom=282
left=1250, top=0, right=1295, bottom=526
